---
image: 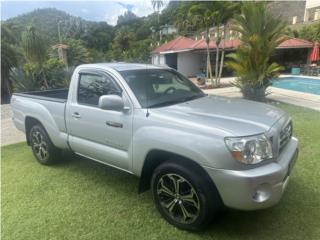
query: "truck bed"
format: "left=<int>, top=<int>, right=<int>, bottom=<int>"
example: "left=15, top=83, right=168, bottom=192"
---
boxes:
left=13, top=89, right=69, bottom=102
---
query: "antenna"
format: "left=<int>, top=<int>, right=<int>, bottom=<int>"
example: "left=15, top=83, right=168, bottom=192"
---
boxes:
left=145, top=64, right=150, bottom=117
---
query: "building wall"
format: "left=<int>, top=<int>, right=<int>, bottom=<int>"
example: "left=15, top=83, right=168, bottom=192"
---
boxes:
left=305, top=0, right=320, bottom=22
left=177, top=52, right=202, bottom=77
left=306, top=0, right=320, bottom=8
left=159, top=55, right=165, bottom=65
left=152, top=54, right=166, bottom=65
left=268, top=1, right=306, bottom=25
left=152, top=54, right=159, bottom=64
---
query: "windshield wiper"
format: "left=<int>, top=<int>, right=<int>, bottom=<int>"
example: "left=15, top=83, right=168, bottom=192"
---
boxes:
left=181, top=94, right=205, bottom=102
left=148, top=94, right=205, bottom=108
left=148, top=99, right=186, bottom=108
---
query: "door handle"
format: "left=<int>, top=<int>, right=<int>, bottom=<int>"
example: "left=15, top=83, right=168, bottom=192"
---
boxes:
left=106, top=121, right=123, bottom=128
left=72, top=112, right=81, bottom=119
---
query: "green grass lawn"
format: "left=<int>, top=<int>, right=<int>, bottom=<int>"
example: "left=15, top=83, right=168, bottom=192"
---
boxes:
left=2, top=103, right=320, bottom=240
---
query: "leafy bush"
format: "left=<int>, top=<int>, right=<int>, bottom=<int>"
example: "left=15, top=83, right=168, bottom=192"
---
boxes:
left=11, top=59, right=72, bottom=92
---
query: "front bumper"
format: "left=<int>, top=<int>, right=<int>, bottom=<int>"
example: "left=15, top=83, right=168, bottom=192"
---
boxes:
left=204, top=137, right=299, bottom=210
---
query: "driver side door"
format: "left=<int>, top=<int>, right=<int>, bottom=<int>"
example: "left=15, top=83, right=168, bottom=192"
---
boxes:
left=67, top=71, right=133, bottom=171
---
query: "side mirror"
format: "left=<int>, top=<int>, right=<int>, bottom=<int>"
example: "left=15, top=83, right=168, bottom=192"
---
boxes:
left=98, top=95, right=124, bottom=111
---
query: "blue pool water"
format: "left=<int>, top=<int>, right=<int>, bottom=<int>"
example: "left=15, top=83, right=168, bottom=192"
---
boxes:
left=272, top=77, right=320, bottom=95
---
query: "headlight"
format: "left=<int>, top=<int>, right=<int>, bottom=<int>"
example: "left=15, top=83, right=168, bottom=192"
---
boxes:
left=225, top=134, right=273, bottom=164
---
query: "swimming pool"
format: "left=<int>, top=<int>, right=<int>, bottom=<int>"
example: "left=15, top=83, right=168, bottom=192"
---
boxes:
left=272, top=77, right=320, bottom=95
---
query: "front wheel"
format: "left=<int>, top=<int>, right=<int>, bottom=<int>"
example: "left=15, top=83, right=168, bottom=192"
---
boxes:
left=29, top=124, right=60, bottom=165
left=151, top=160, right=221, bottom=231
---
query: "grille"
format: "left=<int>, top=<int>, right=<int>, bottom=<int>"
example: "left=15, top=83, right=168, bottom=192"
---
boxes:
left=279, top=121, right=292, bottom=152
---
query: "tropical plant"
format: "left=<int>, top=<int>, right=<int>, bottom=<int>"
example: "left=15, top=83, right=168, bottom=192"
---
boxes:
left=22, top=25, right=49, bottom=88
left=226, top=2, right=287, bottom=101
left=174, top=12, right=196, bottom=36
left=1, top=24, right=19, bottom=100
left=110, top=26, right=136, bottom=60
left=298, top=24, right=320, bottom=42
left=10, top=67, right=41, bottom=92
left=49, top=38, right=92, bottom=66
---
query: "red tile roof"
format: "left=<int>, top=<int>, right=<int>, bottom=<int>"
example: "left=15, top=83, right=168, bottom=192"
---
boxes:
left=278, top=38, right=314, bottom=48
left=152, top=36, right=196, bottom=53
left=152, top=37, right=313, bottom=53
left=191, top=38, right=241, bottom=50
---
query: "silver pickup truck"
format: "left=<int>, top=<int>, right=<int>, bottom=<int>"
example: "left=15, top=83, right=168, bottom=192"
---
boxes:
left=11, top=63, right=298, bottom=231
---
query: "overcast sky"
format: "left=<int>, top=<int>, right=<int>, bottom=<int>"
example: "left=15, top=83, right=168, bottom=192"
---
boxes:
left=1, top=0, right=167, bottom=25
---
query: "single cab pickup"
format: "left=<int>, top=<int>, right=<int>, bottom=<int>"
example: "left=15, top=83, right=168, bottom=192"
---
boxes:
left=11, top=63, right=298, bottom=231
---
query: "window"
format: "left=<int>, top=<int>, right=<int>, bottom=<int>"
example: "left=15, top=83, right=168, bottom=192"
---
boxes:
left=120, top=69, right=205, bottom=108
left=292, top=16, right=297, bottom=24
left=78, top=73, right=121, bottom=106
left=315, top=9, right=320, bottom=20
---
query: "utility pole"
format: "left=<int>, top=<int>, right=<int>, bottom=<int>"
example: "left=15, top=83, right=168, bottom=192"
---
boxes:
left=58, top=20, right=62, bottom=43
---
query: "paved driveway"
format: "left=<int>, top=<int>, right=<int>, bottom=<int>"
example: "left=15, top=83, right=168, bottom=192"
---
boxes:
left=1, top=104, right=25, bottom=146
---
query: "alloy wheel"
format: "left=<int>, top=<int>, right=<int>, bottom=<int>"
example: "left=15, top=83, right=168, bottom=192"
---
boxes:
left=156, top=173, right=200, bottom=224
left=31, top=130, right=49, bottom=161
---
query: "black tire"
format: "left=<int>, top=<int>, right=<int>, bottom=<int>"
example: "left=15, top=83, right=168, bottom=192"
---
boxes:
left=29, top=124, right=60, bottom=165
left=151, top=159, right=221, bottom=231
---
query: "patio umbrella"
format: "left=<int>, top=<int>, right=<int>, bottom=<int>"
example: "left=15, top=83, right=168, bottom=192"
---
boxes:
left=309, top=42, right=319, bottom=62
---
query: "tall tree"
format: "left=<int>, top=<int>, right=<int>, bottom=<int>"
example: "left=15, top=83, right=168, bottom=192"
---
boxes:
left=22, top=25, right=49, bottom=88
left=188, top=2, right=216, bottom=85
left=214, top=2, right=241, bottom=85
left=1, top=24, right=18, bottom=100
left=111, top=26, right=136, bottom=60
left=226, top=2, right=287, bottom=101
left=151, top=0, right=164, bottom=41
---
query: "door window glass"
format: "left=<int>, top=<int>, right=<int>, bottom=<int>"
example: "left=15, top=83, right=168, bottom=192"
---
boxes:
left=78, top=73, right=121, bottom=106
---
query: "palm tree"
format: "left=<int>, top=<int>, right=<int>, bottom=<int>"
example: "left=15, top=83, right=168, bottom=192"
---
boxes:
left=151, top=0, right=164, bottom=25
left=151, top=0, right=164, bottom=42
left=226, top=2, right=287, bottom=101
left=1, top=24, right=18, bottom=101
left=214, top=2, right=241, bottom=86
left=22, top=25, right=49, bottom=88
left=188, top=3, right=216, bottom=86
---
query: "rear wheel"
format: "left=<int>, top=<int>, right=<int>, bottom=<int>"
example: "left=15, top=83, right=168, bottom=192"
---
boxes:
left=151, top=160, right=221, bottom=231
left=29, top=124, right=60, bottom=165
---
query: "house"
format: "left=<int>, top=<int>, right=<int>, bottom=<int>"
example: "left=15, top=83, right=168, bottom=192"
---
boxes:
left=151, top=36, right=314, bottom=77
left=160, top=24, right=178, bottom=36
left=304, top=0, right=320, bottom=22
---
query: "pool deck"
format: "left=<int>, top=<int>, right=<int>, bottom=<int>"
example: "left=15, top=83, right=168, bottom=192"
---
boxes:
left=203, top=75, right=320, bottom=112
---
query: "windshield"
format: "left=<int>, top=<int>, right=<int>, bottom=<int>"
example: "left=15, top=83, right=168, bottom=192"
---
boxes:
left=120, top=69, right=205, bottom=108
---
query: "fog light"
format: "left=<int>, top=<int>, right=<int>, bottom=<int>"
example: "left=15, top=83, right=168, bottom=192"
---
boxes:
left=252, top=183, right=272, bottom=203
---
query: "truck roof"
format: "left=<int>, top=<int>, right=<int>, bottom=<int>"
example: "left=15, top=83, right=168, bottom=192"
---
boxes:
left=78, top=63, right=166, bottom=72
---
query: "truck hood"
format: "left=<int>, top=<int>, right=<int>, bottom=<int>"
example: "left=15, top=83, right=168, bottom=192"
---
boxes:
left=150, top=95, right=286, bottom=136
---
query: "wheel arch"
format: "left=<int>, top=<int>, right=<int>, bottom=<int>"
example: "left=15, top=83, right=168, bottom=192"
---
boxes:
left=138, top=149, right=220, bottom=197
left=25, top=116, right=43, bottom=145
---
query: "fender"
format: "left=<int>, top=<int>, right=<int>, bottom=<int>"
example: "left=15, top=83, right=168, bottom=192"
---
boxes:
left=12, top=96, right=69, bottom=149
left=131, top=126, right=227, bottom=176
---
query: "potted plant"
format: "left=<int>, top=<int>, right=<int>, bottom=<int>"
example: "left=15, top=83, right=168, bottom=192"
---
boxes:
left=226, top=2, right=287, bottom=101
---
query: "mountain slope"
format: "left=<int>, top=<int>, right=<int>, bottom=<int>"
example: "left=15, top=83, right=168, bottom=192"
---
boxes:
left=4, top=8, right=113, bottom=46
